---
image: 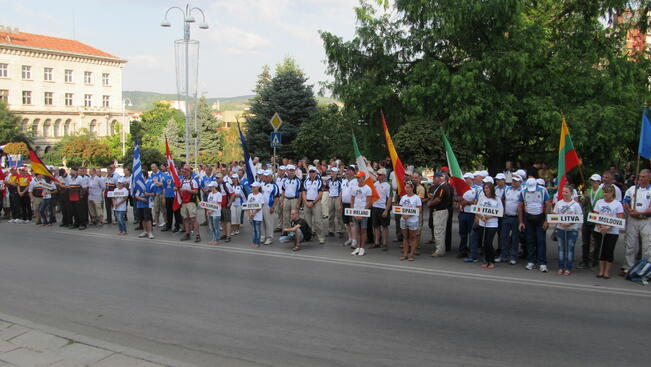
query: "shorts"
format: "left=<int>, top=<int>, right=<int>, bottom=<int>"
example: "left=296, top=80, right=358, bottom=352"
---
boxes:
left=353, top=217, right=368, bottom=229
left=138, top=207, right=153, bottom=222
left=180, top=202, right=197, bottom=219
left=400, top=218, right=418, bottom=231
left=342, top=203, right=352, bottom=224
left=371, top=207, right=390, bottom=227
left=221, top=207, right=232, bottom=222
left=231, top=205, right=243, bottom=225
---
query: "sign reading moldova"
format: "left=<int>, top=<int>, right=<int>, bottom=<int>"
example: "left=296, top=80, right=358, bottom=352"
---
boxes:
left=391, top=206, right=419, bottom=216
left=547, top=214, right=583, bottom=224
left=242, top=202, right=263, bottom=210
left=587, top=213, right=625, bottom=229
left=199, top=201, right=221, bottom=210
left=269, top=112, right=283, bottom=131
left=469, top=205, right=504, bottom=217
left=344, top=207, right=371, bottom=217
left=107, top=191, right=127, bottom=198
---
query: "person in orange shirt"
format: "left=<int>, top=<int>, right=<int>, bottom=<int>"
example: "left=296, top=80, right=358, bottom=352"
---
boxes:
left=16, top=166, right=33, bottom=223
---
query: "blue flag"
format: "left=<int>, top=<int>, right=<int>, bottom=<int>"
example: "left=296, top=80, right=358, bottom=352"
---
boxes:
left=132, top=140, right=146, bottom=194
left=639, top=108, right=651, bottom=159
left=237, top=122, right=256, bottom=196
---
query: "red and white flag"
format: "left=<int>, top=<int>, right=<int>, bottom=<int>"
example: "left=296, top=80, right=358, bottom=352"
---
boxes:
left=165, top=137, right=182, bottom=211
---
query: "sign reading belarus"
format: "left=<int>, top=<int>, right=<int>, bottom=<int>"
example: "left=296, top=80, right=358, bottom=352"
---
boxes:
left=547, top=214, right=583, bottom=224
left=242, top=202, right=263, bottom=210
left=269, top=112, right=283, bottom=131
left=107, top=190, right=127, bottom=198
left=587, top=213, right=626, bottom=229
left=199, top=201, right=221, bottom=211
left=270, top=132, right=282, bottom=148
left=469, top=205, right=503, bottom=217
left=391, top=206, right=419, bottom=216
left=344, top=207, right=371, bottom=217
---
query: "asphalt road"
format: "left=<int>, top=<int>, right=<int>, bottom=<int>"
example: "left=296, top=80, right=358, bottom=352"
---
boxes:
left=0, top=218, right=648, bottom=367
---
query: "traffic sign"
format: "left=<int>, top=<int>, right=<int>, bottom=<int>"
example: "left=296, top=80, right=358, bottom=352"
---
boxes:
left=270, top=132, right=282, bottom=148
left=269, top=112, right=283, bottom=131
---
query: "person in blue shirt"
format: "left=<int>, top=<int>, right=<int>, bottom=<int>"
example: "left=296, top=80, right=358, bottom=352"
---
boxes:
left=200, top=166, right=216, bottom=226
left=161, top=164, right=182, bottom=232
left=134, top=171, right=155, bottom=239
left=149, top=163, right=166, bottom=228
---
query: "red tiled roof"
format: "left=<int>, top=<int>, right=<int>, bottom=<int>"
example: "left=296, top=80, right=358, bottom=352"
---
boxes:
left=0, top=32, right=119, bottom=59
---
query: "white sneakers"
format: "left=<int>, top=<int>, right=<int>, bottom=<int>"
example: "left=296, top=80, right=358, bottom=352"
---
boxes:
left=138, top=232, right=148, bottom=238
left=148, top=233, right=155, bottom=239
left=350, top=247, right=365, bottom=256
left=350, top=240, right=357, bottom=249
left=351, top=248, right=360, bottom=255
left=525, top=262, right=535, bottom=270
left=524, top=263, right=548, bottom=272
left=539, top=265, right=548, bottom=273
left=158, top=222, right=167, bottom=228
left=344, top=239, right=352, bottom=247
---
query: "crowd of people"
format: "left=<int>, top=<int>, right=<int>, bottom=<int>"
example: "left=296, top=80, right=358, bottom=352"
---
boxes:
left=0, top=157, right=649, bottom=283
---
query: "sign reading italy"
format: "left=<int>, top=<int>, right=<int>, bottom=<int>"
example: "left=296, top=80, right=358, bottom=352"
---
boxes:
left=469, top=205, right=503, bottom=217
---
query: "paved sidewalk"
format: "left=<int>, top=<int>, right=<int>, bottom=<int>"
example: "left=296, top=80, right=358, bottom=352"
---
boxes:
left=0, top=312, right=196, bottom=367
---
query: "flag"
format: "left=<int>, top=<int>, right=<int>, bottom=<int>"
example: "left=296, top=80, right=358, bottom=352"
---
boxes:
left=381, top=113, right=406, bottom=196
left=638, top=108, right=651, bottom=159
left=132, top=140, right=146, bottom=195
left=165, top=136, right=182, bottom=211
left=27, top=144, right=59, bottom=183
left=352, top=133, right=380, bottom=204
left=237, top=122, right=256, bottom=196
left=557, top=118, right=581, bottom=200
left=441, top=130, right=470, bottom=195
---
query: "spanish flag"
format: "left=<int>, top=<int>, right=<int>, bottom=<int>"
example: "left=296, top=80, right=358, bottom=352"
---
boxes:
left=381, top=112, right=406, bottom=196
left=557, top=118, right=581, bottom=200
left=27, top=144, right=59, bottom=183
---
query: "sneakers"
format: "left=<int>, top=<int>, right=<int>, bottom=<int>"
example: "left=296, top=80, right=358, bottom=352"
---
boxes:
left=463, top=257, right=478, bottom=263
left=509, top=260, right=517, bottom=265
left=358, top=248, right=365, bottom=256
left=539, top=265, right=548, bottom=273
left=194, top=235, right=201, bottom=243
left=494, top=257, right=502, bottom=263
left=158, top=222, right=167, bottom=228
left=138, top=232, right=148, bottom=238
left=351, top=248, right=360, bottom=255
left=344, top=239, right=352, bottom=247
left=180, top=233, right=191, bottom=241
left=319, top=239, right=325, bottom=244
left=525, top=262, right=535, bottom=270
left=350, top=240, right=357, bottom=249
left=148, top=233, right=155, bottom=239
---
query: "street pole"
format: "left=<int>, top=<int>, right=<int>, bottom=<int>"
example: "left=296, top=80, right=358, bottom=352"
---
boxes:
left=121, top=100, right=125, bottom=158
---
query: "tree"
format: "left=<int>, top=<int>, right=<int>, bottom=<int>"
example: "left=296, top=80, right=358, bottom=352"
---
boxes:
left=293, top=104, right=356, bottom=162
left=56, top=135, right=114, bottom=167
left=0, top=101, right=32, bottom=145
left=321, top=0, right=651, bottom=173
left=195, top=97, right=222, bottom=164
left=122, top=147, right=166, bottom=172
left=245, top=57, right=318, bottom=160
left=162, top=117, right=183, bottom=154
left=133, top=102, right=185, bottom=155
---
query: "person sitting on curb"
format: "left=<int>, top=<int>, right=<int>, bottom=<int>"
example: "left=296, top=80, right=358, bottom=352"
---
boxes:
left=279, top=209, right=312, bottom=251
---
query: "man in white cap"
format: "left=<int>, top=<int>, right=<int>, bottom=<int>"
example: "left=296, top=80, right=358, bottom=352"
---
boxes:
left=281, top=165, right=301, bottom=231
left=371, top=168, right=391, bottom=250
left=261, top=170, right=280, bottom=245
left=622, top=168, right=651, bottom=272
left=302, top=166, right=325, bottom=244
left=518, top=177, right=551, bottom=272
left=340, top=165, right=359, bottom=247
left=427, top=172, right=451, bottom=257
left=275, top=166, right=287, bottom=232
left=578, top=173, right=603, bottom=268
left=458, top=172, right=477, bottom=259
left=515, top=169, right=527, bottom=180
left=326, top=167, right=343, bottom=238
left=500, top=175, right=523, bottom=265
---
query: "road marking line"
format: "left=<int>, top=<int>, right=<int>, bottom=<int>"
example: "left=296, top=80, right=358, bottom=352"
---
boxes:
left=52, top=230, right=651, bottom=298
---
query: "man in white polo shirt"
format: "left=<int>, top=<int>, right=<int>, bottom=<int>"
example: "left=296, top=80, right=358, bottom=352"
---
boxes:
left=622, top=169, right=651, bottom=272
left=281, top=165, right=301, bottom=231
left=326, top=167, right=343, bottom=238
left=340, top=165, right=358, bottom=248
left=302, top=166, right=325, bottom=244
left=518, top=178, right=552, bottom=272
left=500, top=175, right=522, bottom=265
left=371, top=168, right=391, bottom=250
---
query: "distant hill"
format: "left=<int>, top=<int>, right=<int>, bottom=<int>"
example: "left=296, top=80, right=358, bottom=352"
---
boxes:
left=123, top=91, right=340, bottom=111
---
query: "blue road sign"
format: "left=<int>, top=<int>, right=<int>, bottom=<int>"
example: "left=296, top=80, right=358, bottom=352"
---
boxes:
left=270, top=132, right=282, bottom=148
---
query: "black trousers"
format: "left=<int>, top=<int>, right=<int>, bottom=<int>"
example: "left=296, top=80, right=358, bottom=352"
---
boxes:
left=581, top=222, right=595, bottom=263
left=9, top=192, right=21, bottom=219
left=79, top=195, right=89, bottom=226
left=105, top=196, right=113, bottom=223
left=165, top=197, right=182, bottom=229
left=69, top=200, right=83, bottom=227
left=61, top=196, right=71, bottom=226
left=19, top=194, right=30, bottom=221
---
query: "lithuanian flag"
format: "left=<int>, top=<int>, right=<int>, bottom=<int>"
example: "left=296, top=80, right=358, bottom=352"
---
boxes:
left=27, top=144, right=59, bottom=183
left=442, top=130, right=471, bottom=195
left=381, top=112, right=406, bottom=196
left=557, top=118, right=581, bottom=200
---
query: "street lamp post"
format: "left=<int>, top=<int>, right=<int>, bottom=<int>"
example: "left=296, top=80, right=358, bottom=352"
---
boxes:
left=161, top=3, right=209, bottom=166
left=121, top=97, right=132, bottom=158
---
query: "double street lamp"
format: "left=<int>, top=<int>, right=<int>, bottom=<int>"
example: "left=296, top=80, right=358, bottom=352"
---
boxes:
left=121, top=97, right=132, bottom=158
left=161, top=4, right=209, bottom=165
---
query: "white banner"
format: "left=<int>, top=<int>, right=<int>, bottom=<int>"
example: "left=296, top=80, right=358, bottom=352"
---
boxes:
left=199, top=201, right=221, bottom=210
left=469, top=205, right=504, bottom=217
left=107, top=191, right=127, bottom=198
left=344, top=207, right=371, bottom=217
left=587, top=213, right=626, bottom=229
left=242, top=202, right=263, bottom=210
left=547, top=214, right=584, bottom=224
left=391, top=206, right=419, bottom=216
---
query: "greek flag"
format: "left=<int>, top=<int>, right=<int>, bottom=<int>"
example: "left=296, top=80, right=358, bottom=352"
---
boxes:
left=132, top=141, right=146, bottom=194
left=237, top=122, right=256, bottom=196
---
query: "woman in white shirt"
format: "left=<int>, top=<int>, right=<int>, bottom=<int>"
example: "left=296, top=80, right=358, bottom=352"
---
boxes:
left=206, top=182, right=223, bottom=245
left=399, top=182, right=422, bottom=261
left=112, top=179, right=129, bottom=235
left=476, top=183, right=503, bottom=268
left=230, top=175, right=245, bottom=235
left=553, top=185, right=583, bottom=275
left=247, top=182, right=265, bottom=248
left=592, top=184, right=625, bottom=279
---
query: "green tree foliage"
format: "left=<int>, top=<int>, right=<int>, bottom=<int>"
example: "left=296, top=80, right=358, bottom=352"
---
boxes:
left=122, top=147, right=166, bottom=171
left=245, top=58, right=317, bottom=160
left=132, top=102, right=185, bottom=153
left=294, top=104, right=356, bottom=162
left=56, top=135, right=114, bottom=167
left=0, top=101, right=32, bottom=145
left=195, top=97, right=222, bottom=164
left=321, top=0, right=651, bottom=172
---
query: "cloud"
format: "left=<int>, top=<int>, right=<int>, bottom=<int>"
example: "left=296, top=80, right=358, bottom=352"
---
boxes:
left=205, top=26, right=271, bottom=55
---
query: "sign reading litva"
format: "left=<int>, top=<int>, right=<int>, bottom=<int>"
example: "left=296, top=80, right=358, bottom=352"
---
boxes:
left=469, top=205, right=503, bottom=217
left=269, top=112, right=283, bottom=131
left=391, top=206, right=419, bottom=216
left=243, top=202, right=263, bottom=210
left=107, top=191, right=127, bottom=198
left=587, top=213, right=625, bottom=229
left=344, top=207, right=371, bottom=217
left=547, top=214, right=583, bottom=224
left=199, top=201, right=221, bottom=210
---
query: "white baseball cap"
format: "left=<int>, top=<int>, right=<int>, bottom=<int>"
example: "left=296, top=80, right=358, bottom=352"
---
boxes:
left=251, top=181, right=262, bottom=187
left=515, top=169, right=526, bottom=178
left=207, top=181, right=218, bottom=187
left=482, top=176, right=494, bottom=184
left=330, top=167, right=339, bottom=173
left=495, top=173, right=506, bottom=180
left=286, top=165, right=296, bottom=170
left=480, top=170, right=489, bottom=178
left=512, top=175, right=522, bottom=182
left=536, top=178, right=546, bottom=186
left=473, top=171, right=482, bottom=177
left=231, top=174, right=239, bottom=179
left=463, top=172, right=474, bottom=179
left=279, top=166, right=286, bottom=170
left=308, top=166, right=317, bottom=172
left=590, top=174, right=602, bottom=182
left=525, top=178, right=537, bottom=192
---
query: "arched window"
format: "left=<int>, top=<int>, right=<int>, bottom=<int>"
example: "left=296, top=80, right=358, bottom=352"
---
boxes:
left=53, top=119, right=61, bottom=137
left=110, top=120, right=118, bottom=135
left=89, top=119, right=97, bottom=135
left=43, top=119, right=51, bottom=137
left=44, top=146, right=52, bottom=154
left=22, top=118, right=29, bottom=131
left=32, top=119, right=40, bottom=136
left=64, top=119, right=71, bottom=136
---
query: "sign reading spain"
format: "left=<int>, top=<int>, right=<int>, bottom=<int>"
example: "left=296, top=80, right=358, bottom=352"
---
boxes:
left=469, top=205, right=503, bottom=218
left=587, top=213, right=625, bottom=229
left=391, top=206, right=419, bottom=216
left=344, top=208, right=371, bottom=217
left=547, top=214, right=583, bottom=224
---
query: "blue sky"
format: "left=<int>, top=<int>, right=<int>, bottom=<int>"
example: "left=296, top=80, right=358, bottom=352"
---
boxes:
left=0, top=0, right=359, bottom=97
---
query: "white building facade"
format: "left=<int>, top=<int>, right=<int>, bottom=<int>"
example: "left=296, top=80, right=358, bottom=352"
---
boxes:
left=0, top=30, right=127, bottom=153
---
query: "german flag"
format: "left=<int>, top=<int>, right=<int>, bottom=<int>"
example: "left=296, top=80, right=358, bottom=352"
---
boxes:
left=557, top=118, right=581, bottom=200
left=27, top=144, right=59, bottom=183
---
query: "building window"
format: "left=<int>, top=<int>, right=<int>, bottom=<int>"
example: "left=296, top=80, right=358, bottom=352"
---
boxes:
left=22, top=65, right=31, bottom=80
left=32, top=119, right=40, bottom=136
left=84, top=94, right=92, bottom=107
left=65, top=93, right=73, bottom=106
left=22, top=91, right=31, bottom=105
left=102, top=73, right=109, bottom=86
left=53, top=119, right=61, bottom=137
left=44, top=92, right=53, bottom=106
left=110, top=120, right=118, bottom=135
left=84, top=71, right=92, bottom=84
left=102, top=95, right=110, bottom=108
left=89, top=120, right=97, bottom=135
left=65, top=69, right=73, bottom=83
left=0, top=90, right=8, bottom=103
left=0, top=63, right=7, bottom=78
left=43, top=119, right=51, bottom=137
left=64, top=120, right=71, bottom=136
left=44, top=67, right=53, bottom=81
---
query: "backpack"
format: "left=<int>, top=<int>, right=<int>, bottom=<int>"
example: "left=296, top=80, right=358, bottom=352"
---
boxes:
left=626, top=258, right=651, bottom=284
